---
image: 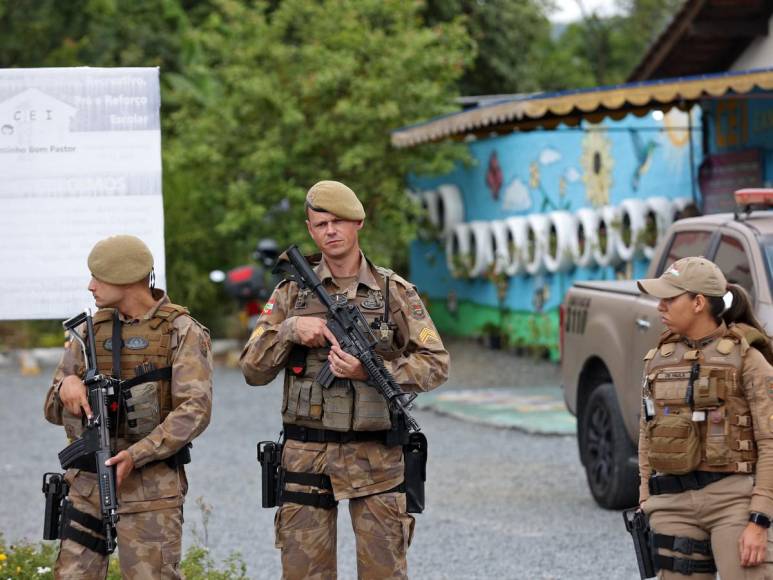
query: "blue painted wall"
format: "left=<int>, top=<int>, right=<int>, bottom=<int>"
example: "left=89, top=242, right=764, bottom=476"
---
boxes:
left=409, top=110, right=703, bottom=343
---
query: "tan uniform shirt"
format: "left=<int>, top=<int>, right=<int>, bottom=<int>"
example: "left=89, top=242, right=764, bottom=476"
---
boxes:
left=240, top=252, right=449, bottom=500
left=240, top=252, right=449, bottom=393
left=44, top=291, right=214, bottom=470
left=638, top=324, right=773, bottom=516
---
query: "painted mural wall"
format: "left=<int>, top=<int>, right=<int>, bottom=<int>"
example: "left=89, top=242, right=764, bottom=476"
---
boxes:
left=409, top=109, right=702, bottom=360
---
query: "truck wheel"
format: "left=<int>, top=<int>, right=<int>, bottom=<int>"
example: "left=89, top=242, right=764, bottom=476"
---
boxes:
left=579, top=383, right=639, bottom=509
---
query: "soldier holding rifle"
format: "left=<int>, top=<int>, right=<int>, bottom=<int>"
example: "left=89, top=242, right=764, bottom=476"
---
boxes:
left=240, top=181, right=449, bottom=579
left=43, top=235, right=213, bottom=579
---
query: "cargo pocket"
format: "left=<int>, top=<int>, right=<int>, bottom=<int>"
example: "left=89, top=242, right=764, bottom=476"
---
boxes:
left=161, top=538, right=181, bottom=568
left=352, top=382, right=391, bottom=431
left=647, top=415, right=702, bottom=475
left=705, top=408, right=729, bottom=466
left=124, top=382, right=161, bottom=442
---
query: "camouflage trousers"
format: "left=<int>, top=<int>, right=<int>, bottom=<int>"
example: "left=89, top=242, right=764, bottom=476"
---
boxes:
left=54, top=468, right=184, bottom=580
left=276, top=439, right=415, bottom=580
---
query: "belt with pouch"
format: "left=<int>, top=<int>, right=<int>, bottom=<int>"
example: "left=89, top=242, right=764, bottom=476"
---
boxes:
left=649, top=471, right=732, bottom=495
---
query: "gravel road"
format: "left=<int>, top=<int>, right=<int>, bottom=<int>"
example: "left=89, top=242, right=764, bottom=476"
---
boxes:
left=0, top=340, right=637, bottom=579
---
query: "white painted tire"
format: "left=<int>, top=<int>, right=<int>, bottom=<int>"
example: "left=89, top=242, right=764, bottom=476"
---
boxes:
left=643, top=197, right=674, bottom=259
left=672, top=197, right=694, bottom=222
left=468, top=221, right=495, bottom=277
left=436, top=184, right=465, bottom=236
left=616, top=198, right=648, bottom=262
left=504, top=216, right=529, bottom=276
left=446, top=222, right=472, bottom=278
left=525, top=213, right=550, bottom=276
left=545, top=211, right=579, bottom=273
left=489, top=220, right=511, bottom=275
left=593, top=205, right=622, bottom=267
left=421, top=190, right=440, bottom=228
left=574, top=208, right=599, bottom=268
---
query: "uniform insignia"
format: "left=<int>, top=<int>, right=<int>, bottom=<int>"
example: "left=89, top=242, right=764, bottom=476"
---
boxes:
left=294, top=289, right=310, bottom=310
left=406, top=288, right=417, bottom=298
left=361, top=290, right=383, bottom=310
left=251, top=325, right=266, bottom=340
left=262, top=298, right=276, bottom=315
left=331, top=293, right=348, bottom=306
left=126, top=337, right=149, bottom=350
left=419, top=327, right=439, bottom=344
left=410, top=301, right=426, bottom=320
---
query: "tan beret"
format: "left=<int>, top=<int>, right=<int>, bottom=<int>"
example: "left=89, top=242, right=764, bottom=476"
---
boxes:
left=88, top=235, right=154, bottom=284
left=306, top=180, right=365, bottom=221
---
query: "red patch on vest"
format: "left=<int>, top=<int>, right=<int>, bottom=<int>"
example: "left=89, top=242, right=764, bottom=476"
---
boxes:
left=262, top=298, right=275, bottom=316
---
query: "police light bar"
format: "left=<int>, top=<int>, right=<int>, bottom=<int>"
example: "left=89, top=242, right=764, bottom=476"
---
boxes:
left=735, top=188, right=773, bottom=207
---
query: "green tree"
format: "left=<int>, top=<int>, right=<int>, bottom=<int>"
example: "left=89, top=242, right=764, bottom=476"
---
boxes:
left=424, top=0, right=554, bottom=95
left=164, top=0, right=474, bottom=319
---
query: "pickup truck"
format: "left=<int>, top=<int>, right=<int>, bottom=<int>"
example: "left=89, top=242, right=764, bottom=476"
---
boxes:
left=560, top=190, right=773, bottom=509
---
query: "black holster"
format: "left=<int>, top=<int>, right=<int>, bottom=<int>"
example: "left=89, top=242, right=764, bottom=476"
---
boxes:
left=404, top=432, right=427, bottom=514
left=42, top=472, right=69, bottom=541
left=623, top=508, right=656, bottom=579
left=258, top=441, right=283, bottom=508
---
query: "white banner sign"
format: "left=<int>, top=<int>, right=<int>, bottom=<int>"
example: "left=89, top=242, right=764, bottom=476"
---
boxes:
left=0, top=67, right=165, bottom=320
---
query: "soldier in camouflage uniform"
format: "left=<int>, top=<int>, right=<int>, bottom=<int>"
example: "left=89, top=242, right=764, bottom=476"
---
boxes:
left=240, top=180, right=449, bottom=580
left=44, top=235, right=213, bottom=579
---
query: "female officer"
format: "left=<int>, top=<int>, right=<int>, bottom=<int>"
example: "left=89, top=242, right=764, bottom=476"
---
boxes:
left=637, top=256, right=773, bottom=578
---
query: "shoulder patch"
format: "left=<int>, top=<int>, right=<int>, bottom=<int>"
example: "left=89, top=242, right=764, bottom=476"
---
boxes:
left=716, top=338, right=735, bottom=355
left=418, top=327, right=439, bottom=344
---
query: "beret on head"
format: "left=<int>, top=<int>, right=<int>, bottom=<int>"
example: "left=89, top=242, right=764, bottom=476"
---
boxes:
left=88, top=235, right=154, bottom=285
left=306, top=180, right=365, bottom=221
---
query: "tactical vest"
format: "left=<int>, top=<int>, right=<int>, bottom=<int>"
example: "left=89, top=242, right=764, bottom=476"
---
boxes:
left=643, top=323, right=765, bottom=475
left=61, top=304, right=188, bottom=445
left=281, top=266, right=410, bottom=432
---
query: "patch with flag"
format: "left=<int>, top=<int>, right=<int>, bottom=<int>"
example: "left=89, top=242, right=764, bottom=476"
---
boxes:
left=410, top=301, right=426, bottom=320
left=419, top=327, right=439, bottom=344
left=262, top=298, right=276, bottom=316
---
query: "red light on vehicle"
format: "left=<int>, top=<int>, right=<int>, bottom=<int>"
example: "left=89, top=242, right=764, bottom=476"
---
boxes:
left=735, top=188, right=773, bottom=207
left=228, top=266, right=256, bottom=283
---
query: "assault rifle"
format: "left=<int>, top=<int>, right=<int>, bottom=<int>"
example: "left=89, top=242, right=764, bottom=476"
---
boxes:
left=58, top=312, right=120, bottom=553
left=280, top=245, right=420, bottom=434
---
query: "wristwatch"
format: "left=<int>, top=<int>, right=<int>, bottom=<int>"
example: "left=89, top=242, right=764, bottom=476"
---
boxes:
left=749, top=512, right=771, bottom=528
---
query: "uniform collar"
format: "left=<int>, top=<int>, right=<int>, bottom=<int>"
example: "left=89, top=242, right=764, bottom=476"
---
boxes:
left=116, top=288, right=169, bottom=323
left=315, top=251, right=381, bottom=294
left=684, top=321, right=727, bottom=349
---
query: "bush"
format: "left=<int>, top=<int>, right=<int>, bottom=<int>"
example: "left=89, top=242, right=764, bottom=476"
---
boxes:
left=0, top=534, right=247, bottom=579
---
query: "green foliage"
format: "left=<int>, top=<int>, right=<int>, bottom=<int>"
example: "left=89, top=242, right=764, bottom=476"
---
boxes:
left=0, top=533, right=247, bottom=579
left=164, top=0, right=473, bottom=320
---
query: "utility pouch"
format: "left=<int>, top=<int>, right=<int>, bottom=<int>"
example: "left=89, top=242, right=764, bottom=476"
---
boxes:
left=404, top=432, right=427, bottom=514
left=692, top=369, right=728, bottom=410
left=257, top=441, right=283, bottom=509
left=123, top=381, right=161, bottom=440
left=42, top=472, right=69, bottom=541
left=646, top=415, right=702, bottom=475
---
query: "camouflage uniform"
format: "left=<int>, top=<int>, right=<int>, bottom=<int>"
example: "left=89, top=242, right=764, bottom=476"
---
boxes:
left=241, top=252, right=448, bottom=580
left=44, top=289, right=213, bottom=579
left=639, top=323, right=773, bottom=578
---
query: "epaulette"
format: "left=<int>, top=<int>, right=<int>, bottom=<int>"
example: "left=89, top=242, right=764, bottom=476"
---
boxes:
left=374, top=266, right=412, bottom=290
left=150, top=303, right=189, bottom=329
left=728, top=322, right=773, bottom=362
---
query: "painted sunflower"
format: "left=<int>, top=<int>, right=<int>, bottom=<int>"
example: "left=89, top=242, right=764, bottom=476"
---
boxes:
left=581, top=127, right=614, bottom=207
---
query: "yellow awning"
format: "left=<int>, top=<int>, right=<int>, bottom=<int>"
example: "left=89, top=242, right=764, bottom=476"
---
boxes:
left=391, top=68, right=773, bottom=148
